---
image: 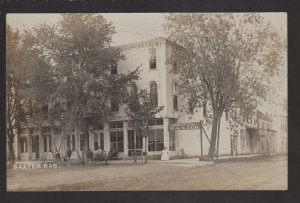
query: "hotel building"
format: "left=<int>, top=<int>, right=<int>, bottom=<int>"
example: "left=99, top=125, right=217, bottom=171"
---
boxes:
left=11, top=38, right=281, bottom=161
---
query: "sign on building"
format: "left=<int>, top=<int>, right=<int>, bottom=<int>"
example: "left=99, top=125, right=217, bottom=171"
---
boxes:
left=169, top=122, right=201, bottom=131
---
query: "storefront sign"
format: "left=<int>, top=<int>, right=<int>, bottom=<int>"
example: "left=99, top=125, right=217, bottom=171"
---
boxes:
left=169, top=122, right=201, bottom=130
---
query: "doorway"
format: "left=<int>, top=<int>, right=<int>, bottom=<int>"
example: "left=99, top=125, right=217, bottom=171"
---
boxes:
left=128, top=130, right=143, bottom=156
left=32, top=136, right=40, bottom=160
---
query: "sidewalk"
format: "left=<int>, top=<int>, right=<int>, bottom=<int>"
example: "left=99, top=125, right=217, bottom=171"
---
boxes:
left=12, top=153, right=270, bottom=168
left=108, top=153, right=269, bottom=167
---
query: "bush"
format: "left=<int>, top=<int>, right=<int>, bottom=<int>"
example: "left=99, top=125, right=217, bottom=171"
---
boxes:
left=147, top=154, right=162, bottom=160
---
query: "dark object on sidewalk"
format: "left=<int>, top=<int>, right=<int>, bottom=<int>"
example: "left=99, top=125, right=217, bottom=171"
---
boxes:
left=94, top=151, right=108, bottom=165
left=55, top=152, right=61, bottom=160
left=87, top=150, right=94, bottom=160
left=88, top=150, right=108, bottom=165
left=66, top=148, right=72, bottom=159
left=108, top=149, right=118, bottom=160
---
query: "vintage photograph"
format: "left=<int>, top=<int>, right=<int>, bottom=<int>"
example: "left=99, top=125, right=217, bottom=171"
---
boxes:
left=6, top=13, right=287, bottom=191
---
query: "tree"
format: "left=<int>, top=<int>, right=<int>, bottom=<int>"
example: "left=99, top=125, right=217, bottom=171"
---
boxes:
left=164, top=13, right=286, bottom=158
left=125, top=83, right=164, bottom=163
left=6, top=25, right=26, bottom=167
left=19, top=14, right=139, bottom=164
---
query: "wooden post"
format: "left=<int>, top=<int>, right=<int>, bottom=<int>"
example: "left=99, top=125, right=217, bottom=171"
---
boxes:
left=216, top=117, right=221, bottom=160
left=199, top=122, right=203, bottom=161
left=134, top=130, right=137, bottom=163
left=144, top=134, right=147, bottom=164
left=235, top=135, right=238, bottom=159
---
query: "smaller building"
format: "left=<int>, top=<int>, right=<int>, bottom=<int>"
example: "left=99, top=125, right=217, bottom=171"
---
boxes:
left=262, top=102, right=288, bottom=154
left=237, top=113, right=259, bottom=155
left=257, top=110, right=277, bottom=154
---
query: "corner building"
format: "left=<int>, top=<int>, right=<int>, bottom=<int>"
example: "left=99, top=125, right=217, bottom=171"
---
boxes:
left=14, top=38, right=280, bottom=161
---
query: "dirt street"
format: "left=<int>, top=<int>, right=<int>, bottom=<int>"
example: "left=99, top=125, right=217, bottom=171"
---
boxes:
left=7, top=155, right=287, bottom=191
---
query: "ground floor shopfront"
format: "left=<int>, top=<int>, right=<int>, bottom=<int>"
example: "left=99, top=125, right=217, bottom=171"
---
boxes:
left=14, top=118, right=276, bottom=161
left=15, top=118, right=177, bottom=161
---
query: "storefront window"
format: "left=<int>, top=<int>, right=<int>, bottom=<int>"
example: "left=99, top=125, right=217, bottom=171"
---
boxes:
left=94, top=132, right=104, bottom=150
left=20, top=138, right=27, bottom=153
left=169, top=130, right=175, bottom=151
left=80, top=134, right=89, bottom=151
left=148, top=129, right=164, bottom=152
left=110, top=131, right=124, bottom=152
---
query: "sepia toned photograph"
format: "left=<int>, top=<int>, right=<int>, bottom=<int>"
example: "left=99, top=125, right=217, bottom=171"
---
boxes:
left=6, top=13, right=287, bottom=191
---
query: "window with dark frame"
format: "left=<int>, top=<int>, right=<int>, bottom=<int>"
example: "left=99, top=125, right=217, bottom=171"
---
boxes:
left=150, top=82, right=158, bottom=107
left=149, top=48, right=156, bottom=69
left=111, top=65, right=117, bottom=75
left=111, top=98, right=119, bottom=111
left=203, top=101, right=207, bottom=116
left=173, top=95, right=178, bottom=111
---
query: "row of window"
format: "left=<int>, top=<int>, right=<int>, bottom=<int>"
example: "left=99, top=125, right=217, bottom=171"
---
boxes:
left=110, top=81, right=159, bottom=111
left=111, top=47, right=178, bottom=74
left=111, top=48, right=157, bottom=76
left=20, top=128, right=176, bottom=154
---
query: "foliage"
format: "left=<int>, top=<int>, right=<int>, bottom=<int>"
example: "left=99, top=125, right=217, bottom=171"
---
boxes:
left=6, top=25, right=26, bottom=166
left=126, top=84, right=164, bottom=131
left=164, top=13, right=286, bottom=157
left=18, top=14, right=140, bottom=164
left=125, top=83, right=164, bottom=163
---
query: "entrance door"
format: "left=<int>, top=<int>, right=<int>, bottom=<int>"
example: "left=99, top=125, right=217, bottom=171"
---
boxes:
left=128, top=130, right=143, bottom=156
left=34, top=136, right=40, bottom=160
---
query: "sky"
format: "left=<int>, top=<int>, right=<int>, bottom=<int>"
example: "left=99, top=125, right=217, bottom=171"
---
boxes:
left=6, top=13, right=287, bottom=104
left=6, top=13, right=286, bottom=46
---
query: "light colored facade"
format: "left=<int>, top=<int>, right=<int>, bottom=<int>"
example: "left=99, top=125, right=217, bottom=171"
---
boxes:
left=13, top=37, right=281, bottom=161
left=261, top=102, right=288, bottom=154
left=236, top=112, right=259, bottom=155
left=257, top=110, right=277, bottom=154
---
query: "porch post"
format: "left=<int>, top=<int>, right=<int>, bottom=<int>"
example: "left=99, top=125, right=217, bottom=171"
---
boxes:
left=123, top=121, right=128, bottom=158
left=163, top=118, right=169, bottom=150
left=103, top=123, right=110, bottom=152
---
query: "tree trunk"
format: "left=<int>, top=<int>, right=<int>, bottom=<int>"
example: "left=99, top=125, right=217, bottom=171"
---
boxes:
left=8, top=137, right=15, bottom=168
left=144, top=133, right=148, bottom=164
left=81, top=128, right=89, bottom=165
left=208, top=112, right=219, bottom=158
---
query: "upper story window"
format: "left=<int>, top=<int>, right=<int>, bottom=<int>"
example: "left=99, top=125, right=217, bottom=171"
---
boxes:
left=94, top=122, right=104, bottom=130
left=203, top=101, right=207, bottom=116
left=111, top=65, right=117, bottom=75
left=148, top=118, right=163, bottom=126
left=149, top=48, right=156, bottom=69
left=173, top=62, right=177, bottom=72
left=42, top=101, right=48, bottom=114
left=111, top=98, right=119, bottom=112
left=150, top=82, right=158, bottom=107
left=173, top=95, right=178, bottom=111
left=110, top=121, right=123, bottom=129
left=130, top=83, right=138, bottom=98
